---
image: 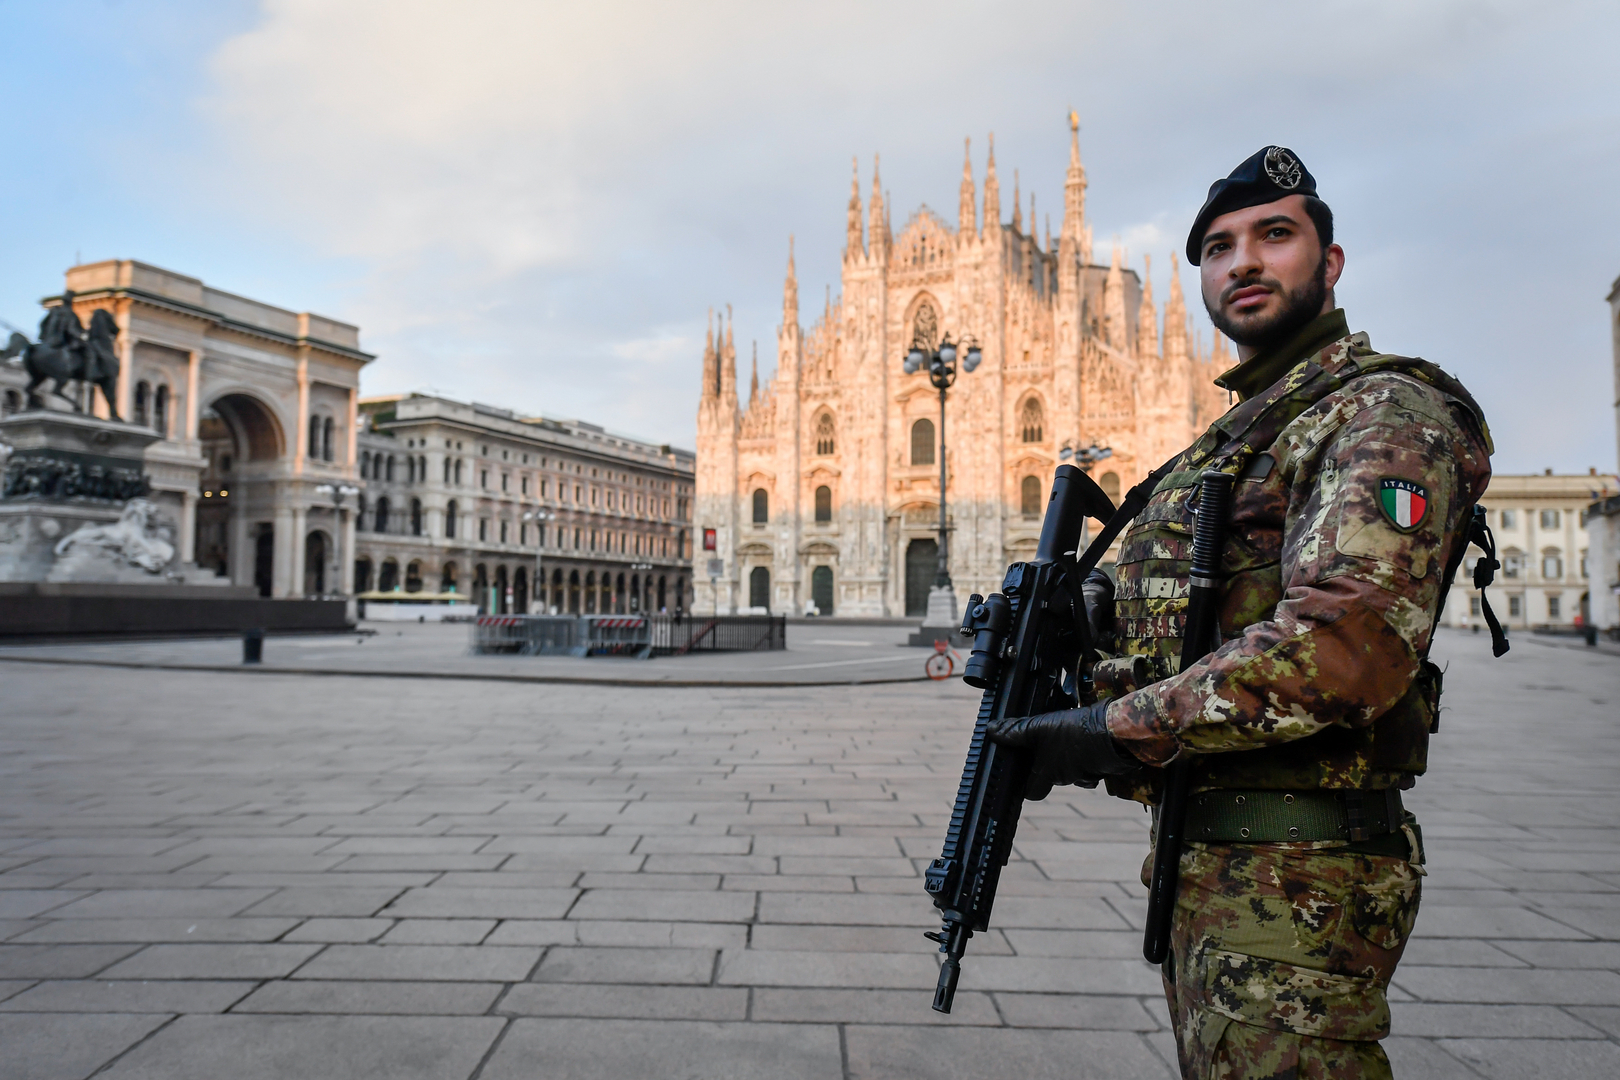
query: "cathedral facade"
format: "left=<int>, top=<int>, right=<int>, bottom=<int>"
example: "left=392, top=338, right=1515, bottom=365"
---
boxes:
left=694, top=119, right=1234, bottom=618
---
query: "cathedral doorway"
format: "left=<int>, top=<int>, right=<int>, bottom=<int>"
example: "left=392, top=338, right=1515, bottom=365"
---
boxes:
left=749, top=567, right=770, bottom=611
left=905, top=539, right=938, bottom=617
left=812, top=566, right=834, bottom=616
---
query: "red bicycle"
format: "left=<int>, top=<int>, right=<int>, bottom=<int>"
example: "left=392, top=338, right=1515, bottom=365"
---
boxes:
left=925, top=637, right=963, bottom=680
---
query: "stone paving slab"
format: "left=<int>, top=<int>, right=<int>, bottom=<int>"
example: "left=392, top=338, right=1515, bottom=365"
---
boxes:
left=0, top=628, right=1616, bottom=1077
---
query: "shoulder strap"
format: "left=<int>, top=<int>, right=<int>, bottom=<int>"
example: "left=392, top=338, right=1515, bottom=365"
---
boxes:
left=1072, top=455, right=1180, bottom=579
left=1428, top=504, right=1509, bottom=659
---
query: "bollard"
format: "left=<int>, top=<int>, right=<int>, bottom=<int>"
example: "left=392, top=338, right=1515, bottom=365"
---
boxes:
left=243, top=628, right=265, bottom=664
left=1584, top=624, right=1598, bottom=647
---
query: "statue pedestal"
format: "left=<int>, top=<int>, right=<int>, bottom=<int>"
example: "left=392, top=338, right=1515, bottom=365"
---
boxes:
left=0, top=411, right=347, bottom=637
left=908, top=583, right=961, bottom=647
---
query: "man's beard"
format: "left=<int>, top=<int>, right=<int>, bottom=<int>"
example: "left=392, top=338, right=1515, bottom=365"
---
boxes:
left=1205, top=255, right=1328, bottom=352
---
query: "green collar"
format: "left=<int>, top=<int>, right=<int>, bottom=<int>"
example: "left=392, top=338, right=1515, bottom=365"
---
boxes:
left=1214, top=308, right=1351, bottom=402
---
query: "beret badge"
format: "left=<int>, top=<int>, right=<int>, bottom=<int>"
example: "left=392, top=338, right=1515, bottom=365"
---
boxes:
left=1263, top=146, right=1303, bottom=191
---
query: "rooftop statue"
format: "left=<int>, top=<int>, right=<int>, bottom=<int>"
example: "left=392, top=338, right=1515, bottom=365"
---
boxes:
left=1, top=290, right=122, bottom=420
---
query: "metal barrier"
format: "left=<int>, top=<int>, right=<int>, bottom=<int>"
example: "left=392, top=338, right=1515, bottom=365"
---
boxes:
left=580, top=615, right=651, bottom=658
left=650, top=614, right=786, bottom=655
left=471, top=614, right=583, bottom=656
left=472, top=613, right=782, bottom=658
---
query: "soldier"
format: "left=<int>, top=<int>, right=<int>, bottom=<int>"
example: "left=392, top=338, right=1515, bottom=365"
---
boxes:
left=989, top=147, right=1496, bottom=1077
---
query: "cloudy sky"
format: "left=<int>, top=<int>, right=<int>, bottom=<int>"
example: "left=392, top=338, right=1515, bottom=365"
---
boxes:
left=3, top=0, right=1617, bottom=473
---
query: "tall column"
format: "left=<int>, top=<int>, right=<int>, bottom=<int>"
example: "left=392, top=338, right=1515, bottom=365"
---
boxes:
left=294, top=351, right=310, bottom=475
left=231, top=507, right=252, bottom=589
left=272, top=505, right=296, bottom=597
left=340, top=508, right=356, bottom=594
left=186, top=350, right=201, bottom=442
left=347, top=387, right=358, bottom=469
left=179, top=491, right=197, bottom=564
left=289, top=505, right=308, bottom=597
left=116, top=309, right=136, bottom=421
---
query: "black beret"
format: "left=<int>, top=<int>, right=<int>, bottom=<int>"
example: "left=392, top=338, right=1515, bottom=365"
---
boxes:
left=1186, top=146, right=1317, bottom=265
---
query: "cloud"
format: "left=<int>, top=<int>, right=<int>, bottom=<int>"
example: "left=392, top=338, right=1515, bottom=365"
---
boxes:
left=160, top=0, right=1620, bottom=469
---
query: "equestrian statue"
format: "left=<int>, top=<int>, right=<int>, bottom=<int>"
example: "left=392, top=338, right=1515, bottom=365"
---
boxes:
left=1, top=290, right=122, bottom=420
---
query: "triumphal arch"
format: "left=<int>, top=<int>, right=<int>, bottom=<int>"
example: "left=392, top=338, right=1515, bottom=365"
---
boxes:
left=0, top=260, right=372, bottom=598
left=695, top=118, right=1236, bottom=618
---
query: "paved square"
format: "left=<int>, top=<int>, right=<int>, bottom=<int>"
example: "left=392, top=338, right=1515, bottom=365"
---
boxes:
left=0, top=628, right=1616, bottom=1078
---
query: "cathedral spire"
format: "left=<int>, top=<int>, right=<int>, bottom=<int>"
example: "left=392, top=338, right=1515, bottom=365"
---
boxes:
left=1012, top=169, right=1023, bottom=233
left=1137, top=254, right=1159, bottom=359
left=749, top=341, right=759, bottom=406
left=720, top=304, right=737, bottom=407
left=701, top=308, right=717, bottom=399
left=983, top=133, right=1001, bottom=234
left=846, top=159, right=863, bottom=258
left=868, top=155, right=887, bottom=256
left=1164, top=252, right=1188, bottom=364
left=1060, top=110, right=1090, bottom=267
left=784, top=236, right=799, bottom=326
left=1102, top=246, right=1127, bottom=350
left=959, top=137, right=976, bottom=238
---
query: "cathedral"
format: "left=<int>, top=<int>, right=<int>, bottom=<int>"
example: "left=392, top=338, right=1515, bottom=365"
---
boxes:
left=694, top=117, right=1234, bottom=618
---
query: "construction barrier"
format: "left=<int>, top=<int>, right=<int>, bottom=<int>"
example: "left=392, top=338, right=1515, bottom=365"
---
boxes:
left=649, top=614, right=787, bottom=655
left=580, top=615, right=651, bottom=658
left=472, top=613, right=783, bottom=658
left=471, top=614, right=583, bottom=656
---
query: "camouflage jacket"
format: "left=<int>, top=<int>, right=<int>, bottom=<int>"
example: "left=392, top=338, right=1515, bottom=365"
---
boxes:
left=1103, top=309, right=1493, bottom=800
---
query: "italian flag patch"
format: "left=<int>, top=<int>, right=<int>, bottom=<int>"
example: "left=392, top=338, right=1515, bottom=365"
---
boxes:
left=1379, top=478, right=1429, bottom=532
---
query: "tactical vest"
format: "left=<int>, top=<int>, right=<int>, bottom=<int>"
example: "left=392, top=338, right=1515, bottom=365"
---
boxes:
left=1110, top=333, right=1492, bottom=794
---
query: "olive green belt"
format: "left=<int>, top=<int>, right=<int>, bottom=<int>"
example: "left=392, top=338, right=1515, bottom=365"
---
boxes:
left=1186, top=788, right=1404, bottom=844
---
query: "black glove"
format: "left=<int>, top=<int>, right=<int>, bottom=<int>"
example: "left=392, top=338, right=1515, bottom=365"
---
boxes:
left=986, top=701, right=1140, bottom=800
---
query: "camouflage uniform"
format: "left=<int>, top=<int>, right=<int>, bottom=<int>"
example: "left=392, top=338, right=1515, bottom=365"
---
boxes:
left=1100, top=308, right=1493, bottom=1078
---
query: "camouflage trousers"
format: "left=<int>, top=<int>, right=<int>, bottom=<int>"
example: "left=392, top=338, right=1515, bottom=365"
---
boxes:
left=1156, top=840, right=1423, bottom=1079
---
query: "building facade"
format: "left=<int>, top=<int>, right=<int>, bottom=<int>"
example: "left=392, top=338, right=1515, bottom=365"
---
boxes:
left=1442, top=471, right=1620, bottom=632
left=1, top=260, right=370, bottom=598
left=695, top=119, right=1233, bottom=617
left=355, top=394, right=694, bottom=615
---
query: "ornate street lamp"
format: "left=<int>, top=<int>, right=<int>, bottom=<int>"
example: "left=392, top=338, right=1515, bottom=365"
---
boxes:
left=903, top=330, right=981, bottom=626
left=522, top=508, right=555, bottom=613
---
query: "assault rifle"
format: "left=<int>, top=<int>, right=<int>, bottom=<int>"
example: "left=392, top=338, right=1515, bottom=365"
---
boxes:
left=922, top=463, right=1117, bottom=1013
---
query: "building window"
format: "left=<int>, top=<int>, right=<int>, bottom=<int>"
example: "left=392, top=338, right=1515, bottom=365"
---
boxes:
left=1503, top=550, right=1523, bottom=578
left=479, top=518, right=488, bottom=542
left=153, top=385, right=169, bottom=436
left=1542, top=553, right=1562, bottom=579
left=1021, top=475, right=1042, bottom=516
left=446, top=499, right=458, bottom=538
left=814, top=485, right=832, bottom=522
left=752, top=488, right=769, bottom=524
left=386, top=455, right=396, bottom=483
left=409, top=498, right=422, bottom=536
left=911, top=418, right=935, bottom=466
left=522, top=475, right=530, bottom=496
left=501, top=473, right=509, bottom=492
left=574, top=528, right=581, bottom=549
left=308, top=414, right=321, bottom=459
left=481, top=469, right=489, bottom=489
left=1469, top=596, right=1481, bottom=616
left=501, top=520, right=509, bottom=544
left=1509, top=595, right=1522, bottom=618
left=323, top=417, right=334, bottom=462
left=1019, top=397, right=1044, bottom=443
left=374, top=496, right=390, bottom=533
left=455, top=460, right=464, bottom=485
left=134, top=381, right=151, bottom=427
left=1500, top=509, right=1516, bottom=529
left=356, top=494, right=368, bottom=531
left=814, top=412, right=836, bottom=456
left=1547, top=595, right=1561, bottom=620
left=1540, top=509, right=1560, bottom=530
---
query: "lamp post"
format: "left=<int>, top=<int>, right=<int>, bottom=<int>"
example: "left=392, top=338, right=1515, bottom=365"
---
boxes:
left=522, top=508, right=555, bottom=614
left=313, top=483, right=360, bottom=598
left=903, top=331, right=982, bottom=630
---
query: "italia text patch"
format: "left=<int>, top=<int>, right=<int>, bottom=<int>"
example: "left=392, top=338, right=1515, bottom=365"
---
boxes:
left=1379, top=478, right=1429, bottom=532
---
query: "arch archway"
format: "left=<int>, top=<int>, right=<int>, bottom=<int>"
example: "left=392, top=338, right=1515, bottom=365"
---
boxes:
left=197, top=392, right=286, bottom=590
left=304, top=530, right=330, bottom=596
